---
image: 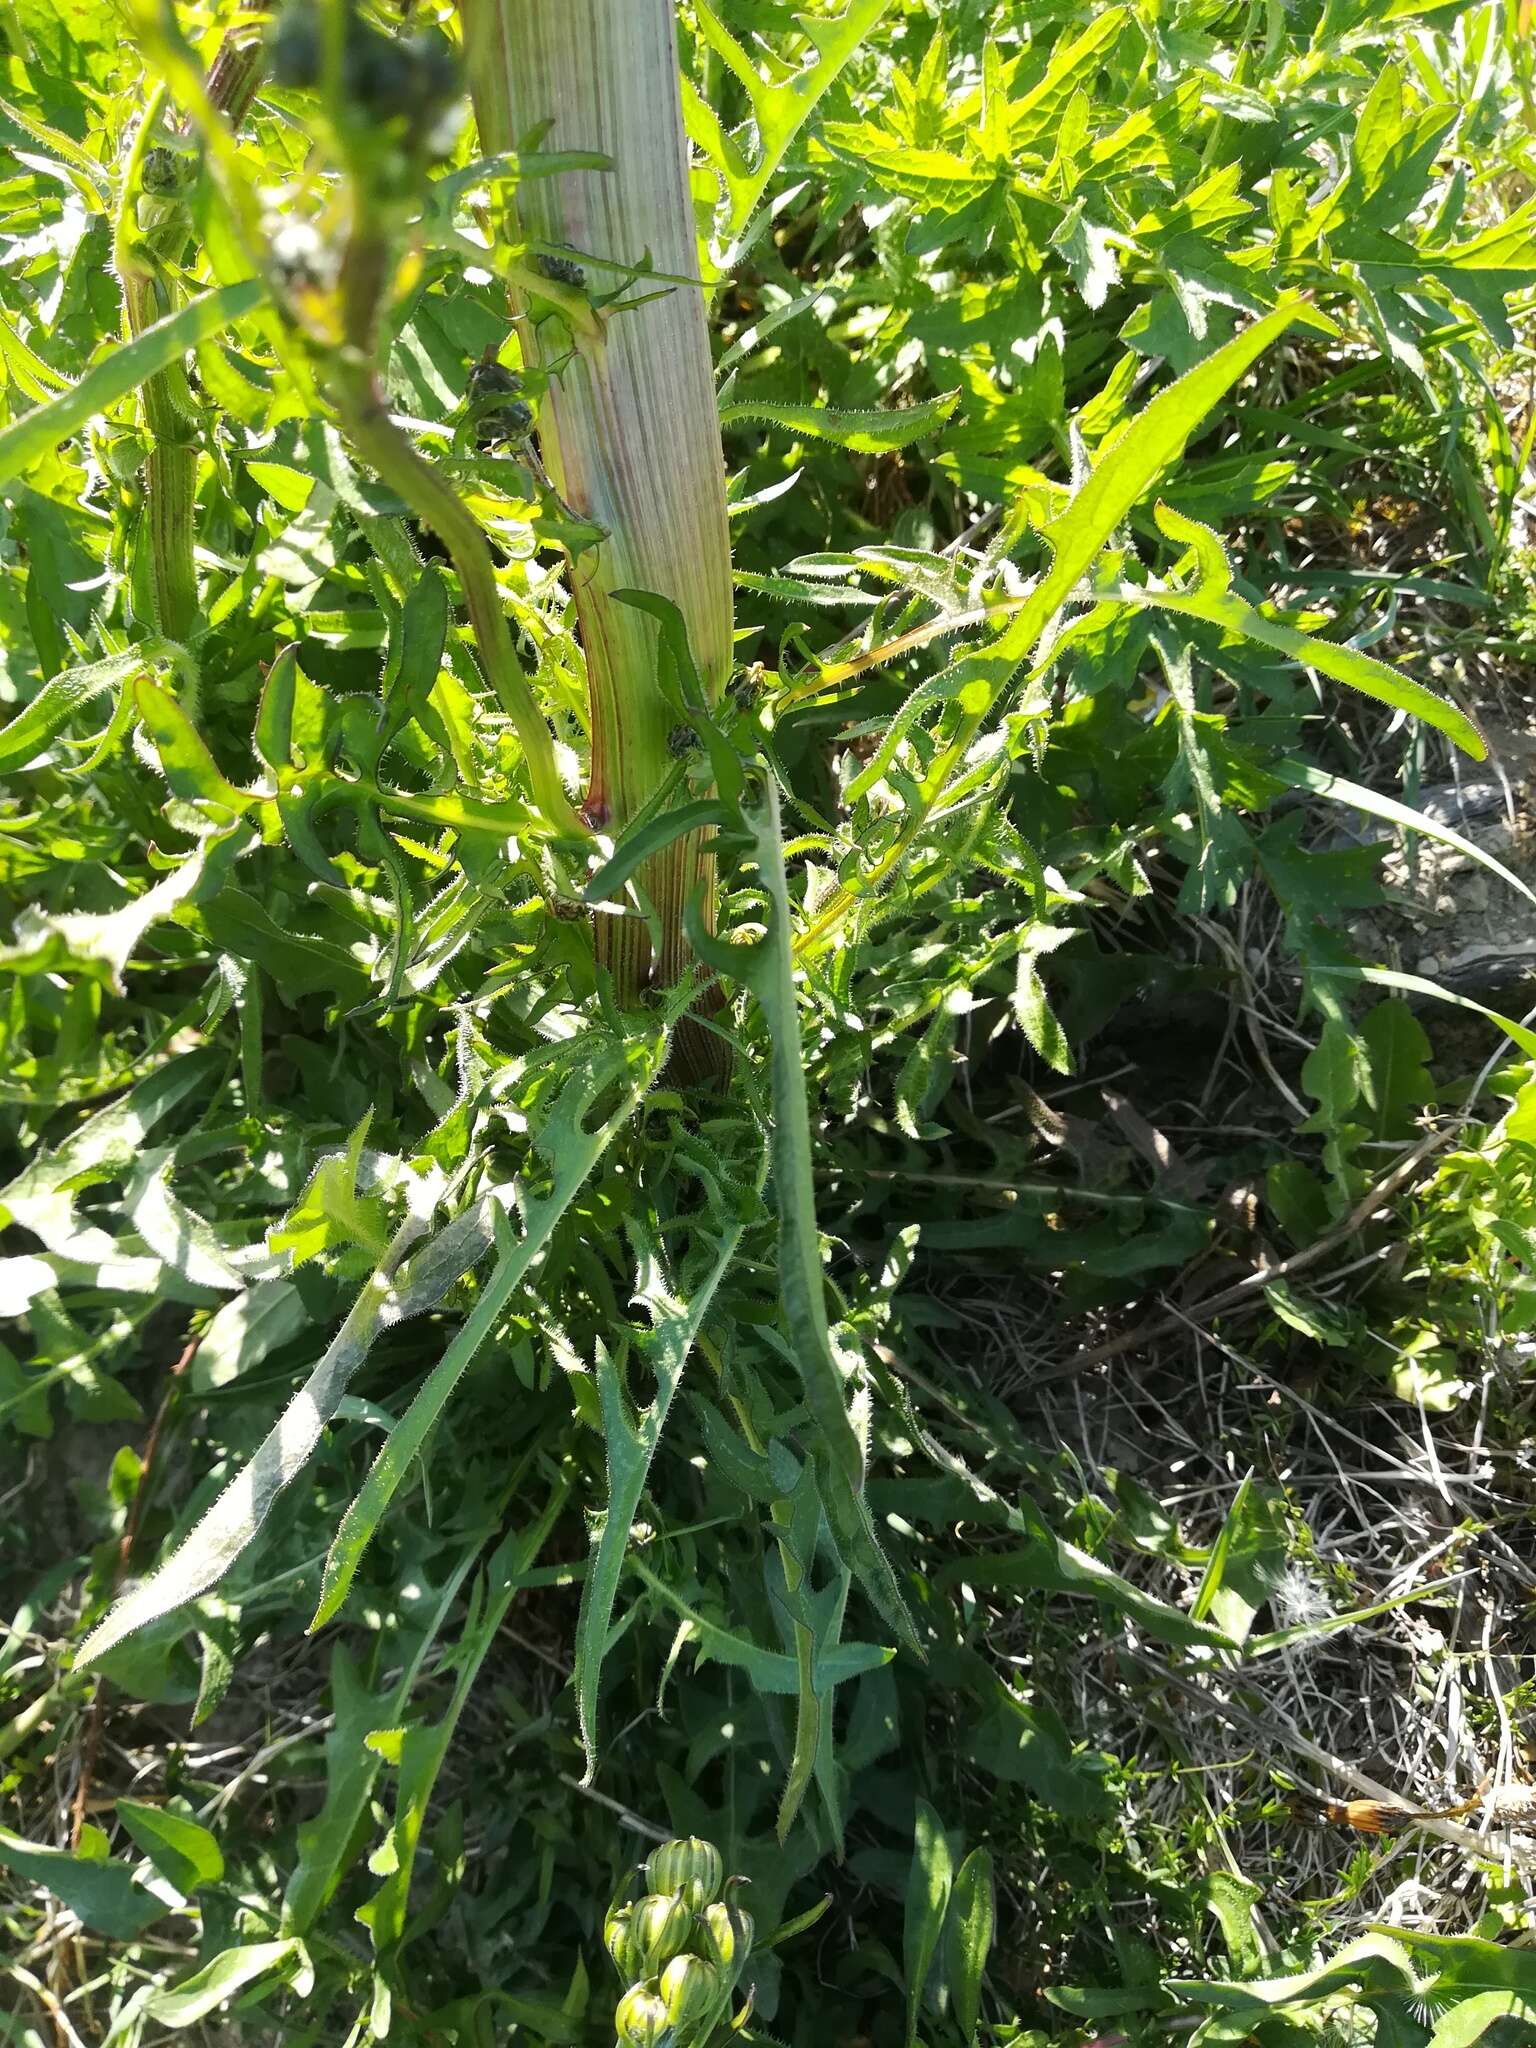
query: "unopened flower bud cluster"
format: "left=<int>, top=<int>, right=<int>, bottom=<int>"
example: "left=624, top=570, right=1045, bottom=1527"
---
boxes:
left=605, top=1837, right=753, bottom=2046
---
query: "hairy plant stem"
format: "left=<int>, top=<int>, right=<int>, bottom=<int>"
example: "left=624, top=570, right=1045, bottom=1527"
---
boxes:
left=200, top=0, right=268, bottom=130
left=328, top=219, right=582, bottom=840
left=328, top=350, right=583, bottom=839
left=144, top=440, right=199, bottom=641
left=119, top=13, right=266, bottom=642
left=457, top=0, right=734, bottom=1054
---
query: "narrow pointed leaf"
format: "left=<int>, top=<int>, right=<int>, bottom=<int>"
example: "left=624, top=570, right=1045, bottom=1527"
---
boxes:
left=0, top=281, right=264, bottom=487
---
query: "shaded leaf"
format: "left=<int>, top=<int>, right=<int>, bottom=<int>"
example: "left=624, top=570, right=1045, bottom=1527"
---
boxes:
left=114, top=1800, right=224, bottom=1895
left=903, top=1799, right=952, bottom=2045
left=0, top=1826, right=163, bottom=1938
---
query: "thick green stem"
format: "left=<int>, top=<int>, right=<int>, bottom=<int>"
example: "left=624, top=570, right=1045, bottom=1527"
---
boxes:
left=457, top=0, right=734, bottom=1016
left=145, top=441, right=199, bottom=640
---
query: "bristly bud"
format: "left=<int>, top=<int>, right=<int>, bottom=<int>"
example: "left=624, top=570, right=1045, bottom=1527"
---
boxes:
left=343, top=22, right=462, bottom=157
left=467, top=359, right=522, bottom=402
left=603, top=1901, right=638, bottom=1979
left=659, top=1952, right=724, bottom=2041
left=467, top=357, right=532, bottom=447
left=533, top=251, right=586, bottom=289
left=613, top=1981, right=669, bottom=2046
left=643, top=1837, right=722, bottom=1914
left=141, top=145, right=196, bottom=198
left=270, top=0, right=462, bottom=158
left=630, top=1890, right=694, bottom=1974
left=699, top=1897, right=753, bottom=1985
left=474, top=398, right=534, bottom=450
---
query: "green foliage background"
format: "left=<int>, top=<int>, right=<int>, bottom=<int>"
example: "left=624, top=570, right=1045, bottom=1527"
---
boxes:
left=3, top=0, right=1536, bottom=2043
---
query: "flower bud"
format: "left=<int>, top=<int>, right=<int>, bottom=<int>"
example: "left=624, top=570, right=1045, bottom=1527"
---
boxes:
left=614, top=1981, right=669, bottom=2047
left=533, top=252, right=587, bottom=290
left=141, top=146, right=196, bottom=199
left=466, top=359, right=523, bottom=403
left=603, top=1902, right=638, bottom=1979
left=474, top=398, right=534, bottom=451
left=643, top=1836, right=723, bottom=1913
left=699, top=1897, right=753, bottom=1983
left=659, top=1952, right=723, bottom=2042
left=631, top=1890, right=694, bottom=1974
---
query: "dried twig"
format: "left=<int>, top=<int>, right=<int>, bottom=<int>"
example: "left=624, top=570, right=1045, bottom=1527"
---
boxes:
left=1133, top=1651, right=1536, bottom=1871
